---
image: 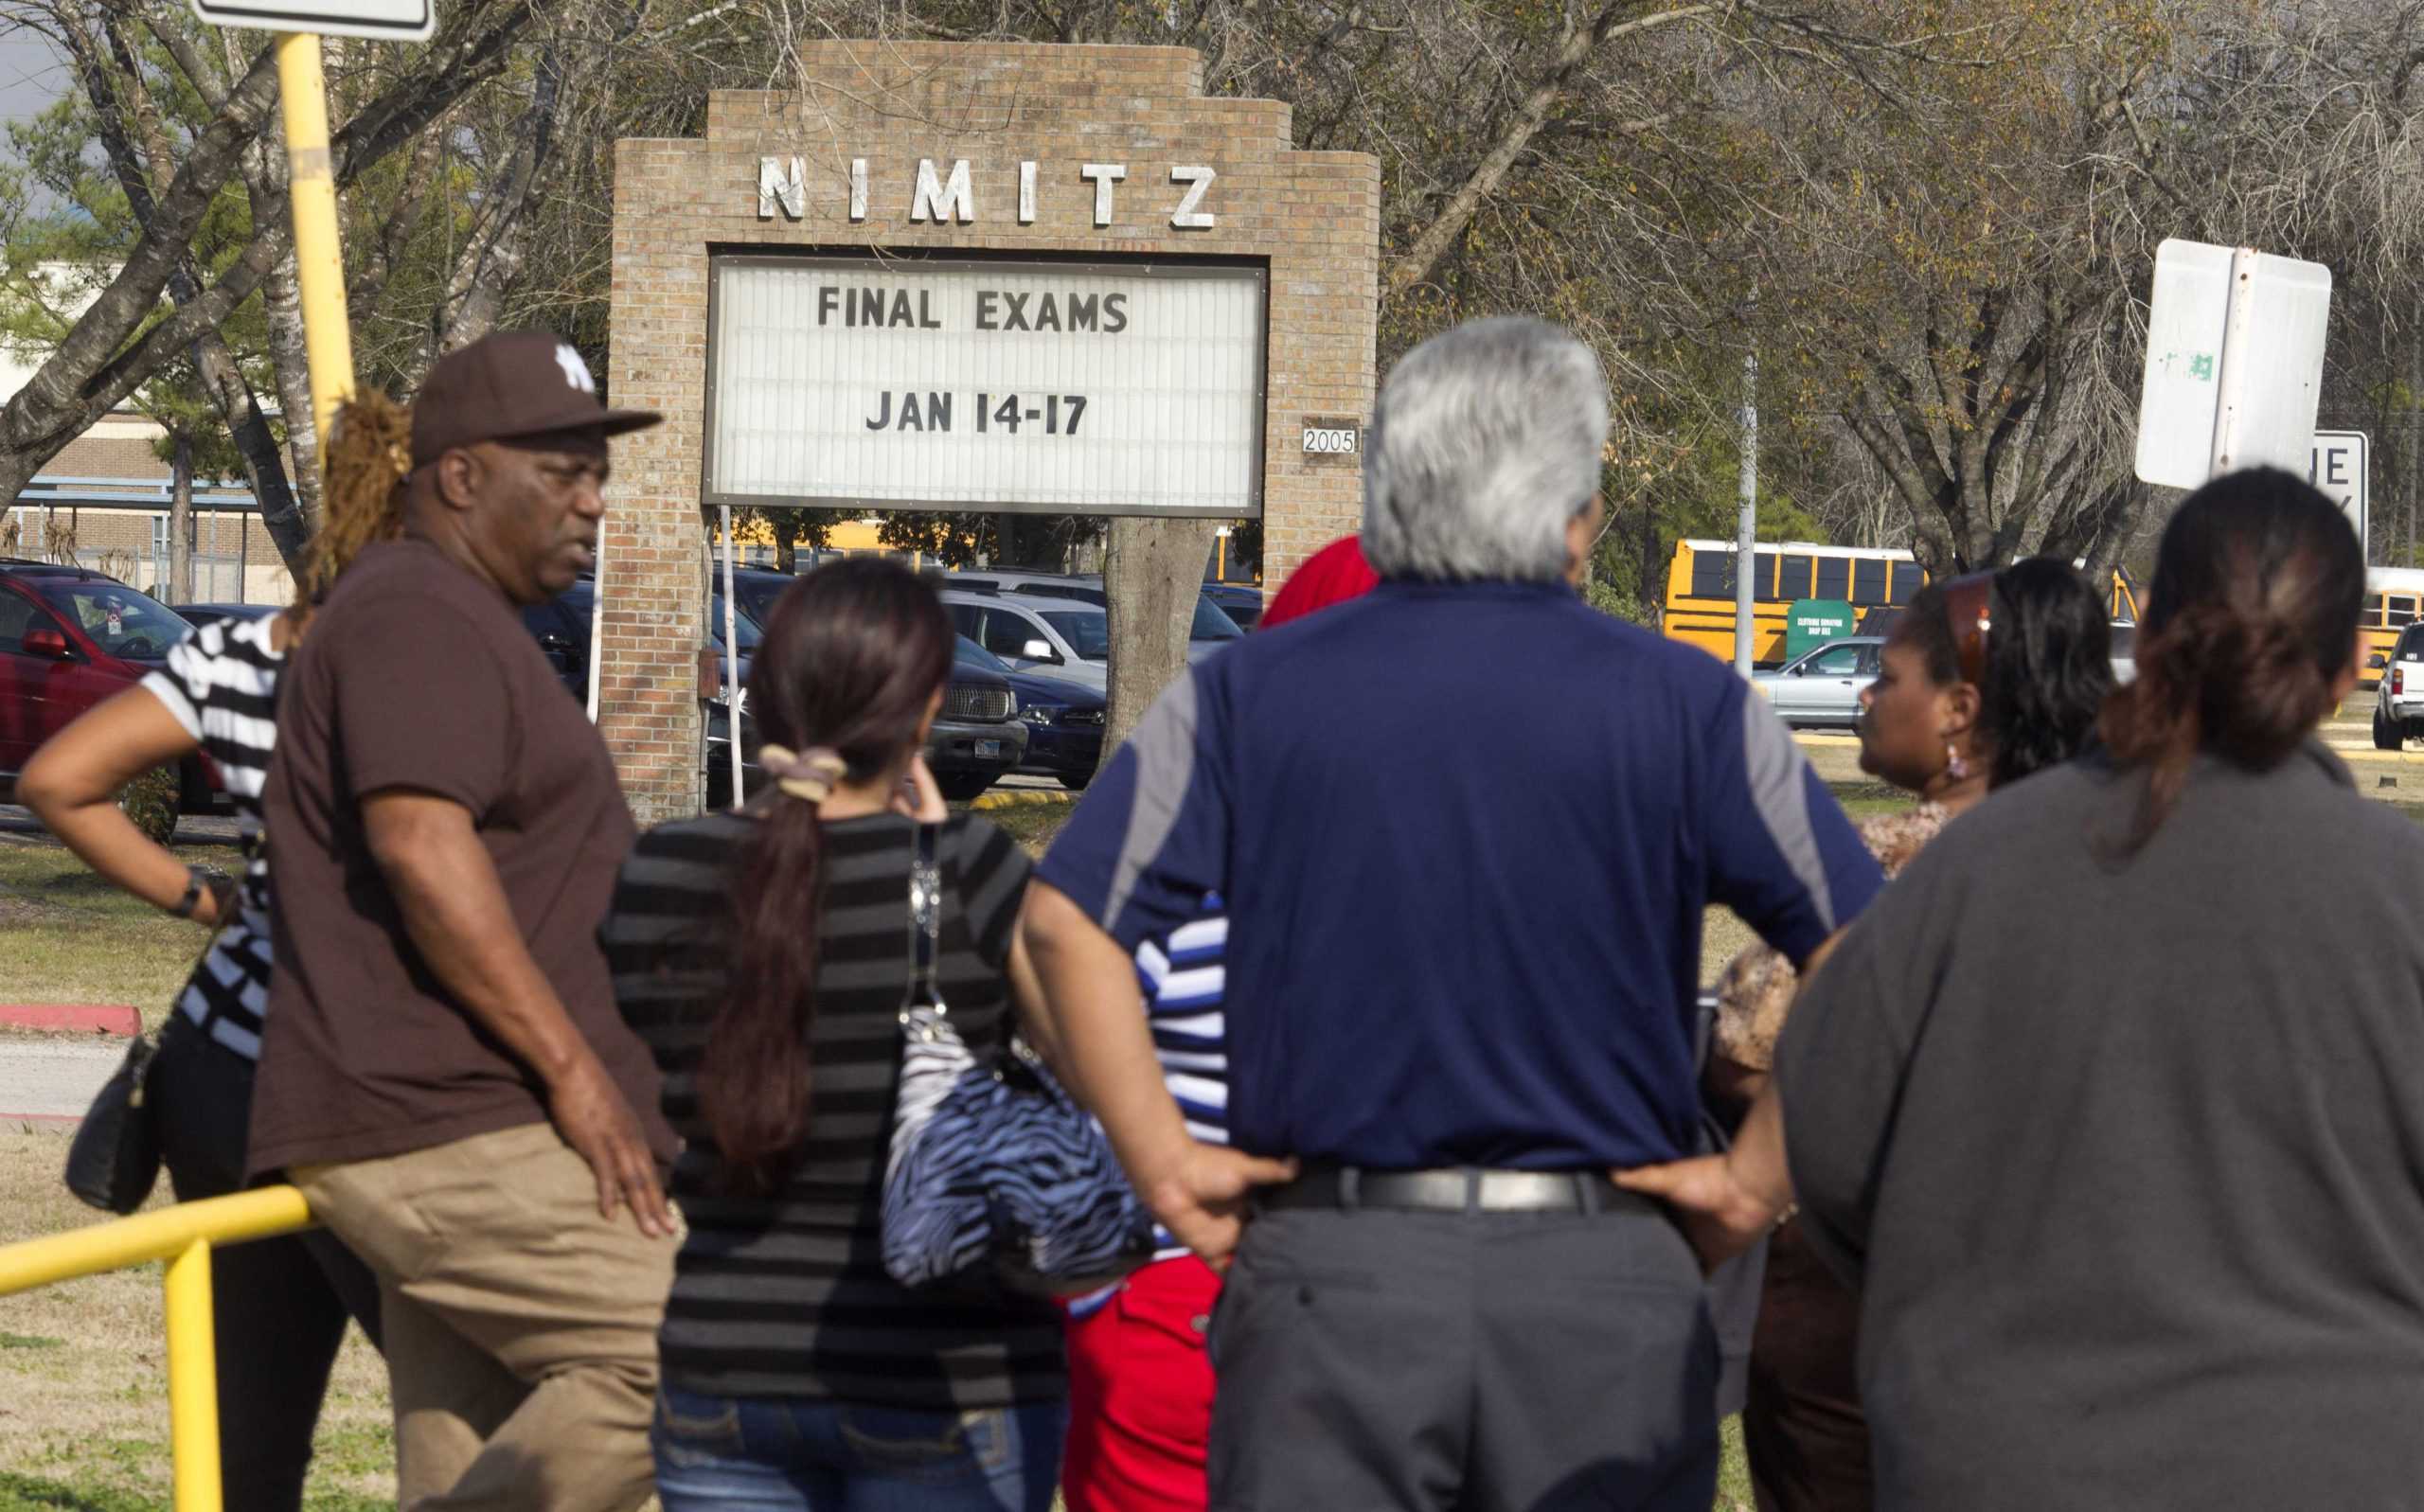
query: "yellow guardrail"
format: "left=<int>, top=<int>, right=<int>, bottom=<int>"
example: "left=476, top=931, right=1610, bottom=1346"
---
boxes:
left=0, top=1186, right=315, bottom=1511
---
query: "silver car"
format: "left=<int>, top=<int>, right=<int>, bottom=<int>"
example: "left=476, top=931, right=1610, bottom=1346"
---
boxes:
left=1751, top=636, right=1883, bottom=729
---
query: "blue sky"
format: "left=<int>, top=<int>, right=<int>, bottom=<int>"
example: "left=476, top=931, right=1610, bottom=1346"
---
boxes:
left=0, top=28, right=64, bottom=132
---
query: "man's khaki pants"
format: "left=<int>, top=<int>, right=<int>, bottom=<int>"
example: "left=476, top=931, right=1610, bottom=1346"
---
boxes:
left=294, top=1123, right=675, bottom=1512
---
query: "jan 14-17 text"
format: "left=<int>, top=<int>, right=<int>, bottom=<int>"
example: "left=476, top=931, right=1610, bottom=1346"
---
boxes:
left=867, top=393, right=1088, bottom=435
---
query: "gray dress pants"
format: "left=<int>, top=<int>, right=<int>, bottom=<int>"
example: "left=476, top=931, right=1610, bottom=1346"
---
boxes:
left=1207, top=1204, right=1718, bottom=1512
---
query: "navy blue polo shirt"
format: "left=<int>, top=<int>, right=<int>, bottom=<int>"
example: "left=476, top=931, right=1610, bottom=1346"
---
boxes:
left=1036, top=579, right=1882, bottom=1170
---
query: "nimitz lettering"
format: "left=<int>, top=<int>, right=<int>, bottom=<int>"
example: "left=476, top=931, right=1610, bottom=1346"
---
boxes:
left=757, top=156, right=1218, bottom=229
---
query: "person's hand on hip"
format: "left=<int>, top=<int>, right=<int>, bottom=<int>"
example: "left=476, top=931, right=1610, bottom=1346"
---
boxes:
left=1613, top=1154, right=1780, bottom=1272
left=1148, top=1143, right=1299, bottom=1269
left=550, top=1053, right=677, bottom=1237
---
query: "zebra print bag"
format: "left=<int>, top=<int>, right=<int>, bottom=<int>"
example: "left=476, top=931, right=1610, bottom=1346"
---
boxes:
left=879, top=821, right=1155, bottom=1296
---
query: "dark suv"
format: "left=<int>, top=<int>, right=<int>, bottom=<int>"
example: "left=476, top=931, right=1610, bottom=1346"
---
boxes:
left=525, top=581, right=1024, bottom=808
left=0, top=560, right=217, bottom=809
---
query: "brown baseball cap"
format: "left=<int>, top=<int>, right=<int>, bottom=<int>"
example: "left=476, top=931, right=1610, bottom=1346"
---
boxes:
left=410, top=330, right=662, bottom=470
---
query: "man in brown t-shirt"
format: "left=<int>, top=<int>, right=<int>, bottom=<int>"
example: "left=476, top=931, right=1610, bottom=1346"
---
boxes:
left=254, top=332, right=675, bottom=1511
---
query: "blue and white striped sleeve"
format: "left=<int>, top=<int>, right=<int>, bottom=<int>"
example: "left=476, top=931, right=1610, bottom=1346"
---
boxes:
left=139, top=623, right=215, bottom=741
left=1703, top=679, right=1884, bottom=964
left=1035, top=666, right=1232, bottom=952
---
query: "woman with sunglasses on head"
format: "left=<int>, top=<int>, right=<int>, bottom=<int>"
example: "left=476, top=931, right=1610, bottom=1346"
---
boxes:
left=1638, top=468, right=2424, bottom=1510
left=1708, top=556, right=2112, bottom=1512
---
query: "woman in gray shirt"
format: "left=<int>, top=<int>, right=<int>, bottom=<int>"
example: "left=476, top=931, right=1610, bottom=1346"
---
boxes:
left=1627, top=467, right=2424, bottom=1509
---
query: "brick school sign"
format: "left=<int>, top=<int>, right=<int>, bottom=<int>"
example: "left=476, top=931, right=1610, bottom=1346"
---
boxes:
left=602, top=43, right=1381, bottom=819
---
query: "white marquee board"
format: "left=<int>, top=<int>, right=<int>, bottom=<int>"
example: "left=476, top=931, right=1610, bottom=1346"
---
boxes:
left=706, top=255, right=1267, bottom=518
left=190, top=0, right=435, bottom=41
left=2135, top=239, right=2332, bottom=489
left=2310, top=429, right=2368, bottom=550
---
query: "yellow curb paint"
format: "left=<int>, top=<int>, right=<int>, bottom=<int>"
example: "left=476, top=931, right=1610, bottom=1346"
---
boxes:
left=969, top=789, right=1078, bottom=811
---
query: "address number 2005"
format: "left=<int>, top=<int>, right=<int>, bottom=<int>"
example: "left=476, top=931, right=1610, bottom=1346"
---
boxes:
left=1302, top=425, right=1360, bottom=455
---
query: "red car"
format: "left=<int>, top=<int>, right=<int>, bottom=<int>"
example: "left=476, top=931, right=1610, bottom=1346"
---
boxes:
left=0, top=560, right=218, bottom=809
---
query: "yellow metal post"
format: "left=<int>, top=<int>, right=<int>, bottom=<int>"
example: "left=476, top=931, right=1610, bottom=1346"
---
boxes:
left=274, top=32, right=353, bottom=450
left=164, top=1237, right=222, bottom=1512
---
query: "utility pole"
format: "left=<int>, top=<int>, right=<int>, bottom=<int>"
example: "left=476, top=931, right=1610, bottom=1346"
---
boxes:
left=1733, top=346, right=1758, bottom=676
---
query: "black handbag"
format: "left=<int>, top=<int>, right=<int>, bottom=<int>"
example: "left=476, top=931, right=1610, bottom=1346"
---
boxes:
left=63, top=1031, right=164, bottom=1214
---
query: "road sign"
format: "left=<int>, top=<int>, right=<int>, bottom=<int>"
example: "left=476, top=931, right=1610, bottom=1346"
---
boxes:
left=2310, top=430, right=2368, bottom=549
left=2134, top=239, right=2332, bottom=490
left=189, top=0, right=434, bottom=42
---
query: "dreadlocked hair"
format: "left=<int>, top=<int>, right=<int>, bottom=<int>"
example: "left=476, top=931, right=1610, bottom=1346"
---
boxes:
left=284, top=388, right=411, bottom=633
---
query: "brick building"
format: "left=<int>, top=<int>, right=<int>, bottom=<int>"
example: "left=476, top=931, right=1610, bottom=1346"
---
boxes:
left=1, top=329, right=289, bottom=605
left=602, top=42, right=1381, bottom=820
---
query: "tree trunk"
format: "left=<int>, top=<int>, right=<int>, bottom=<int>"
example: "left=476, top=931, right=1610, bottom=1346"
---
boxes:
left=769, top=510, right=799, bottom=572
left=169, top=432, right=193, bottom=603
left=261, top=247, right=324, bottom=534
left=2406, top=340, right=2422, bottom=568
left=1102, top=517, right=1221, bottom=761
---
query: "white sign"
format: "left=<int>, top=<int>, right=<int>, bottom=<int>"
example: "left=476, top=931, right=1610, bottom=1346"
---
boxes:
left=2134, top=239, right=2332, bottom=489
left=2310, top=429, right=2368, bottom=549
left=706, top=256, right=1266, bottom=518
left=190, top=0, right=435, bottom=41
left=1301, top=423, right=1358, bottom=455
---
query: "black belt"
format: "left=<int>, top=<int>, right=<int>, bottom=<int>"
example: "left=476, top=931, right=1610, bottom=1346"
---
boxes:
left=1257, top=1164, right=1653, bottom=1216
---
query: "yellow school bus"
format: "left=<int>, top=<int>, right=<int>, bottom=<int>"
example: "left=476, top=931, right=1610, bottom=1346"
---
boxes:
left=2359, top=568, right=2424, bottom=687
left=1663, top=541, right=1925, bottom=666
left=1663, top=540, right=2143, bottom=667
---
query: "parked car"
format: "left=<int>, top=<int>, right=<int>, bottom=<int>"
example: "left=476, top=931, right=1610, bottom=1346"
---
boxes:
left=942, top=569, right=1103, bottom=602
left=2374, top=622, right=2424, bottom=750
left=706, top=637, right=1025, bottom=808
left=959, top=638, right=1105, bottom=791
left=943, top=572, right=1251, bottom=654
left=1, top=560, right=219, bottom=810
left=722, top=563, right=810, bottom=631
left=172, top=602, right=277, bottom=631
left=533, top=582, right=757, bottom=704
left=704, top=699, right=763, bottom=809
left=929, top=638, right=1028, bottom=801
left=1750, top=635, right=1883, bottom=729
left=943, top=590, right=1106, bottom=690
left=1203, top=581, right=1264, bottom=631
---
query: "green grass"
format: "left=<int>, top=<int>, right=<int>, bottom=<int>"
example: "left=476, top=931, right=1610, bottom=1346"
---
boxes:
left=0, top=835, right=236, bottom=1028
left=968, top=796, right=1078, bottom=857
left=0, top=1469, right=393, bottom=1511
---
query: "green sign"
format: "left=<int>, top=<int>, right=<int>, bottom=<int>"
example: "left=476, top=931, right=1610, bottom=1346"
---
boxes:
left=1785, top=598, right=1857, bottom=662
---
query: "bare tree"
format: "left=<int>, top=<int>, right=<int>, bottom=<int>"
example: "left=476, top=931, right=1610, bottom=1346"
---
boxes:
left=0, top=0, right=539, bottom=567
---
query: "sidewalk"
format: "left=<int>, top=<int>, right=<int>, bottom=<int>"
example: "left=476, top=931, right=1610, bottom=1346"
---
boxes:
left=0, top=1040, right=124, bottom=1128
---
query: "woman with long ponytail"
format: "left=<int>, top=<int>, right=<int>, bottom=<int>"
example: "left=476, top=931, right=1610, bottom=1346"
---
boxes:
left=1627, top=467, right=2424, bottom=1507
left=17, top=390, right=411, bottom=1509
left=602, top=558, right=1068, bottom=1511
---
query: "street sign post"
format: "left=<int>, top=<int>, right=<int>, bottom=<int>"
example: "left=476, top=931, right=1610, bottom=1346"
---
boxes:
left=2134, top=239, right=2332, bottom=490
left=189, top=0, right=437, bottom=451
left=2310, top=430, right=2369, bottom=551
left=189, top=0, right=433, bottom=42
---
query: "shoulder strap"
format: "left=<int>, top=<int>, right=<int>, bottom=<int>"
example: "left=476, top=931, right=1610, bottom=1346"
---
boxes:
left=902, top=821, right=946, bottom=1014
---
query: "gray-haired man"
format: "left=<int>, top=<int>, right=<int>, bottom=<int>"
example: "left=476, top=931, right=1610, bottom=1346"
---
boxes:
left=1023, top=317, right=1885, bottom=1509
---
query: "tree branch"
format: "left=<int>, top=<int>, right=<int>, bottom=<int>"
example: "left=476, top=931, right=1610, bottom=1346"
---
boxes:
left=1384, top=2, right=1716, bottom=299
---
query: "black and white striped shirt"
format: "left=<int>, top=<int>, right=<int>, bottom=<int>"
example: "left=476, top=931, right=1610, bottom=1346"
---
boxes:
left=602, top=809, right=1066, bottom=1409
left=141, top=614, right=282, bottom=1059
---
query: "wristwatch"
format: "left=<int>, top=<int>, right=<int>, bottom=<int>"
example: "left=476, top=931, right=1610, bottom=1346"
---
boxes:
left=169, top=865, right=232, bottom=920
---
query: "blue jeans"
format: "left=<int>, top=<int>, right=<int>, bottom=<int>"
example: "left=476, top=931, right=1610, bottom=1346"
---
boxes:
left=651, top=1386, right=1066, bottom=1512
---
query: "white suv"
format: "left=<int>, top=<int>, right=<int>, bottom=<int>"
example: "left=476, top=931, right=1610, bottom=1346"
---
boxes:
left=2375, top=625, right=2424, bottom=750
left=941, top=591, right=1109, bottom=691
